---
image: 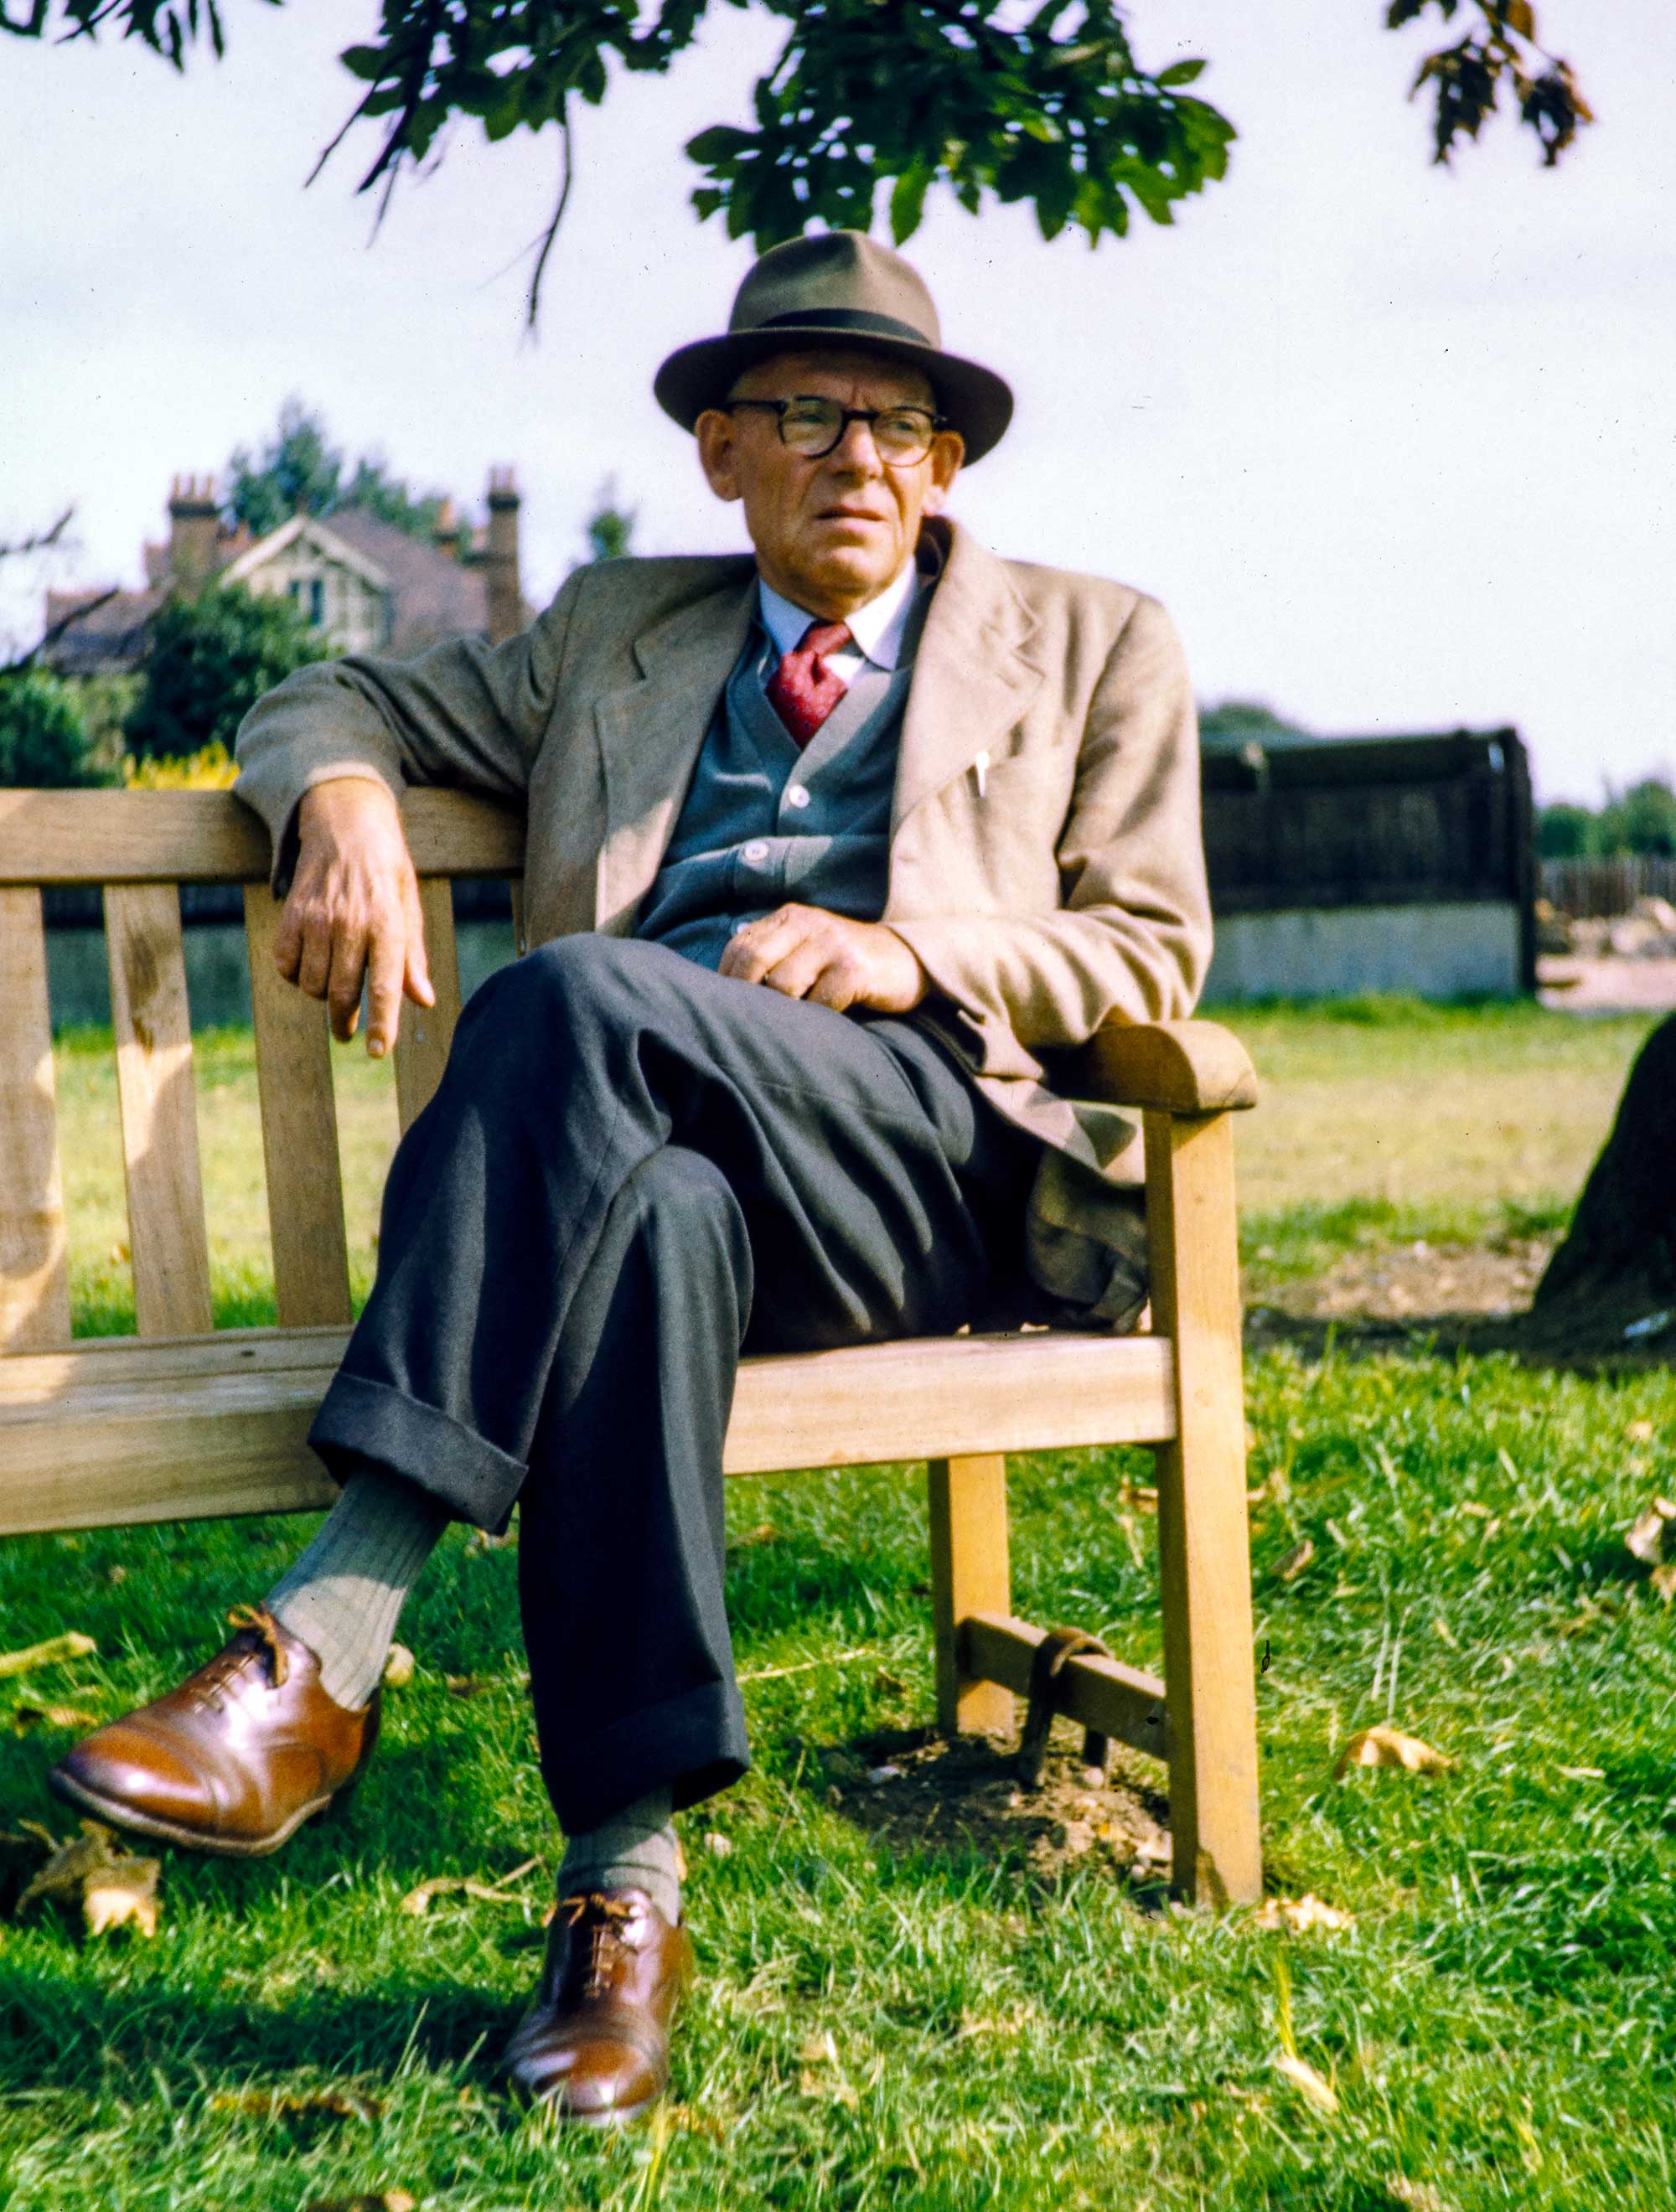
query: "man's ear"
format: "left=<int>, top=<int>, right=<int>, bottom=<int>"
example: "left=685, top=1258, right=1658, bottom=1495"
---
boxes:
left=696, top=409, right=743, bottom=504
left=920, top=429, right=965, bottom=519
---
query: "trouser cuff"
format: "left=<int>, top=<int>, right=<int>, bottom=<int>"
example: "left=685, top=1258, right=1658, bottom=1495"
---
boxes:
left=308, top=1371, right=527, bottom=1534
left=543, top=1676, right=751, bottom=1837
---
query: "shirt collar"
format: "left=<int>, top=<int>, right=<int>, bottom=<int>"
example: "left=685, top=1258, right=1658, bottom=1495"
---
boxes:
left=757, top=558, right=922, bottom=671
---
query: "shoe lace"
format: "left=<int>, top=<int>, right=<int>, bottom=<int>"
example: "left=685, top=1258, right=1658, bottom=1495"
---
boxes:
left=185, top=1604, right=289, bottom=1713
left=555, top=1891, right=637, bottom=1998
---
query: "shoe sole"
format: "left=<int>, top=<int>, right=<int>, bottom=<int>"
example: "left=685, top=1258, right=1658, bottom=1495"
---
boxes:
left=45, top=1763, right=345, bottom=1858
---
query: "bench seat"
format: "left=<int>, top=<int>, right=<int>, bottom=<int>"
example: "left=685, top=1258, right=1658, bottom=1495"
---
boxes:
left=0, top=788, right=1260, bottom=1903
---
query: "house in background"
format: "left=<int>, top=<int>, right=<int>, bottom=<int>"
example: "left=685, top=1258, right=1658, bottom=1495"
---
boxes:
left=1198, top=725, right=1538, bottom=1001
left=41, top=467, right=527, bottom=674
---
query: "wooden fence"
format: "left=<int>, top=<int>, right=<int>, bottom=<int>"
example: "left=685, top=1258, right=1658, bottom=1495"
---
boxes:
left=1540, top=856, right=1676, bottom=919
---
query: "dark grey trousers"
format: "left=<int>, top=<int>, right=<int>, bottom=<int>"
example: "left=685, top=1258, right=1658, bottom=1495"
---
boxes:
left=308, top=935, right=1036, bottom=1833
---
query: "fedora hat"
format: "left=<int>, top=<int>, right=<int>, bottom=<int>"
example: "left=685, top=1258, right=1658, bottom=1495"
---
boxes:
left=654, top=230, right=1014, bottom=465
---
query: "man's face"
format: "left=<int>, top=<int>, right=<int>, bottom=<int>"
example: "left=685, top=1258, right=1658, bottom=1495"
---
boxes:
left=695, top=348, right=965, bottom=618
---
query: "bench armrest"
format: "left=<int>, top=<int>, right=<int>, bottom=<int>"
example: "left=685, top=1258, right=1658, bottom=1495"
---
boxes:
left=1059, top=1018, right=1258, bottom=1116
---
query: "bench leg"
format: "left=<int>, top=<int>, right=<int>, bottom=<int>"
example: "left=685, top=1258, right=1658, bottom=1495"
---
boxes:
left=1145, top=1108, right=1263, bottom=1907
left=927, top=1454, right=1014, bottom=1736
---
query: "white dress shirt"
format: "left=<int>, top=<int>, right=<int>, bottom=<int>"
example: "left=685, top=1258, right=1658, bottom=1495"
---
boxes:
left=757, top=559, right=922, bottom=685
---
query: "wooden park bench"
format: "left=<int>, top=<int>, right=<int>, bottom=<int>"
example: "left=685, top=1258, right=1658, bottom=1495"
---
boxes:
left=0, top=788, right=1262, bottom=1905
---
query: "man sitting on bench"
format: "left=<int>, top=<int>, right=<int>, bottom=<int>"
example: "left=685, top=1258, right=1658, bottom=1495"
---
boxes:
left=50, top=232, right=1209, bottom=2126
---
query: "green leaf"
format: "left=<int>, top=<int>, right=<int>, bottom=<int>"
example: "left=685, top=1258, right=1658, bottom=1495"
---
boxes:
left=1156, top=59, right=1207, bottom=88
left=685, top=123, right=753, bottom=164
left=337, top=42, right=386, bottom=83
left=888, top=160, right=932, bottom=244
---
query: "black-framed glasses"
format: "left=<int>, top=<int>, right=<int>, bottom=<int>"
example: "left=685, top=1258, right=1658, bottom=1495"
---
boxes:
left=722, top=395, right=948, bottom=466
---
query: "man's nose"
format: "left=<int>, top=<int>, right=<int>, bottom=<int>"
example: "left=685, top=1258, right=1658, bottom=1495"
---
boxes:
left=826, top=417, right=885, bottom=474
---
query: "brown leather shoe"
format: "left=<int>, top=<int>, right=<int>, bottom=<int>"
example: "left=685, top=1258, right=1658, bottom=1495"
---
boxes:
left=502, top=1886, right=693, bottom=2124
left=47, top=1605, right=379, bottom=1858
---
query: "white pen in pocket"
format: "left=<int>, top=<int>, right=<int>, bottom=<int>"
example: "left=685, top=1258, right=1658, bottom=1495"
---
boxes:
left=973, top=749, right=990, bottom=798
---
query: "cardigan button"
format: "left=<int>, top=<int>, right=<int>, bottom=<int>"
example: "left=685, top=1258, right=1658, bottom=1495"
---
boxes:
left=785, top=784, right=811, bottom=809
left=742, top=840, right=771, bottom=865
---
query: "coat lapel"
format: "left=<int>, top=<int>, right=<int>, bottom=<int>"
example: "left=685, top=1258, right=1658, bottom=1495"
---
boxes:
left=891, top=520, right=1045, bottom=835
left=592, top=563, right=758, bottom=928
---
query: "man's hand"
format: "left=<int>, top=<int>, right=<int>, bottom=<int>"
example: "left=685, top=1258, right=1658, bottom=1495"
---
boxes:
left=273, top=777, right=435, bottom=1056
left=719, top=904, right=928, bottom=1014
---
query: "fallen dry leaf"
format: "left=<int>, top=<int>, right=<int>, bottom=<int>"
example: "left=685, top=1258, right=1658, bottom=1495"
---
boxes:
left=799, top=2030, right=840, bottom=2066
left=11, top=1703, right=97, bottom=1734
left=1626, top=1498, right=1676, bottom=1566
left=1557, top=1765, right=1604, bottom=1781
left=305, top=2195, right=416, bottom=2212
left=1255, top=1894, right=1355, bottom=1935
left=1625, top=1419, right=1656, bottom=1444
left=1275, top=2050, right=1338, bottom=2115
left=83, top=1856, right=160, bottom=1939
left=1277, top=1538, right=1316, bottom=1584
left=705, top=1832, right=732, bottom=1859
left=214, top=2085, right=382, bottom=2124
left=728, top=1522, right=779, bottom=1550
left=1652, top=1563, right=1676, bottom=1605
left=381, top=1644, right=415, bottom=1689
left=1335, top=1726, right=1456, bottom=1780
left=1385, top=2180, right=1455, bottom=2212
left=463, top=1527, right=515, bottom=1554
left=400, top=1859, right=540, bottom=1916
left=443, top=1674, right=493, bottom=1699
left=16, top=1819, right=163, bottom=1939
left=0, top=1631, right=96, bottom=1682
left=18, top=1821, right=121, bottom=1911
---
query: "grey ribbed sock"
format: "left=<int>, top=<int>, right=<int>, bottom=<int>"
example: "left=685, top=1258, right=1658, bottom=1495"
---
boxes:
left=264, top=1465, right=450, bottom=1711
left=557, top=1789, right=682, bottom=1926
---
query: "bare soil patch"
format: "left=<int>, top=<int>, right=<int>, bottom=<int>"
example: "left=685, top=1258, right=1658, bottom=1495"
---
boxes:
left=1245, top=1233, right=1676, bottom=1369
left=809, top=1721, right=1172, bottom=1884
left=1253, top=1237, right=1556, bottom=1327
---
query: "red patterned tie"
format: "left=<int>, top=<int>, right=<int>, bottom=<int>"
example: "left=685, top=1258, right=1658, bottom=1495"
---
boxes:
left=766, top=620, right=852, bottom=749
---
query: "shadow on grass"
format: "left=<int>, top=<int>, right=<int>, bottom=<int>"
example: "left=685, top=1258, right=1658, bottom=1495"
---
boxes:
left=0, top=1955, right=517, bottom=2098
left=1245, top=1302, right=1676, bottom=1377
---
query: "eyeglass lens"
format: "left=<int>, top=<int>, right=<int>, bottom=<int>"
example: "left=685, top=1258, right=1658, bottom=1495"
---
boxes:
left=779, top=400, right=935, bottom=463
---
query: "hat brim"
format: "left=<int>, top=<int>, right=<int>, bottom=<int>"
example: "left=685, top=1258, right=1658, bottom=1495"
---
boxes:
left=654, top=323, right=1013, bottom=466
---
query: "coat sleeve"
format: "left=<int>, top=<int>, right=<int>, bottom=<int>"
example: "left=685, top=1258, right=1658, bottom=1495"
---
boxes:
left=233, top=567, right=587, bottom=894
left=886, top=593, right=1212, bottom=1068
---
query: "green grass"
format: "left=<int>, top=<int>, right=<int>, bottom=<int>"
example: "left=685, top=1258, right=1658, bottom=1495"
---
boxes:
left=7, top=1000, right=1675, bottom=2206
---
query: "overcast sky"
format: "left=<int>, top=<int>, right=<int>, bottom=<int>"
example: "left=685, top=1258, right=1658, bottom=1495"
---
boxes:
left=4, top=0, right=1671, bottom=803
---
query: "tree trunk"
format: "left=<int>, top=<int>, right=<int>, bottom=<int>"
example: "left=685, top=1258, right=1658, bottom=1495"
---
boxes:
left=1529, top=1011, right=1676, bottom=1351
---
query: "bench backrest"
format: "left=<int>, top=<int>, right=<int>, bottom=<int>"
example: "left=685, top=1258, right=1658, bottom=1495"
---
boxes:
left=0, top=788, right=524, bottom=1357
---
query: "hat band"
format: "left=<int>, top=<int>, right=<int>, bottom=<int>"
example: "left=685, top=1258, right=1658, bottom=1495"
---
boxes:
left=746, top=307, right=933, bottom=346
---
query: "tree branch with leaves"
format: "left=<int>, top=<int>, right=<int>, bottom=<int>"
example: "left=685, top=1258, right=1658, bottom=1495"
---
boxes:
left=9, top=1, right=1593, bottom=320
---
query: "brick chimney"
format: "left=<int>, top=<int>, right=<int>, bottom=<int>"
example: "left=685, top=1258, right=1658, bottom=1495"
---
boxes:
left=167, top=474, right=220, bottom=591
left=432, top=496, right=463, bottom=563
left=484, top=466, right=522, bottom=644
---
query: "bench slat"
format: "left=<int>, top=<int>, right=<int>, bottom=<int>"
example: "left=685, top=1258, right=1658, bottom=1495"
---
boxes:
left=104, top=884, right=214, bottom=1338
left=0, top=788, right=525, bottom=885
left=0, top=1328, right=1177, bottom=1535
left=393, top=880, right=463, bottom=1134
left=243, top=886, right=354, bottom=1327
left=0, top=887, right=72, bottom=1351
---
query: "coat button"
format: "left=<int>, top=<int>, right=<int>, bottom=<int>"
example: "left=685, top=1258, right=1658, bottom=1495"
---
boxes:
left=742, top=840, right=771, bottom=865
left=786, top=784, right=811, bottom=809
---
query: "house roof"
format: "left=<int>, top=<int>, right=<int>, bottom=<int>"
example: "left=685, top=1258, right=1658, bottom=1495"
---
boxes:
left=220, top=514, right=396, bottom=597
left=321, top=509, right=493, bottom=654
left=42, top=587, right=163, bottom=676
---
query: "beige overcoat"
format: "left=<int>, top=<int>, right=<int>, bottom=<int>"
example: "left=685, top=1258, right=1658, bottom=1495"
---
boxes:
left=235, top=516, right=1212, bottom=1323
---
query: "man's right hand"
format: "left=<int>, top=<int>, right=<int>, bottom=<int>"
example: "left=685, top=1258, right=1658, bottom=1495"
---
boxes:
left=272, top=778, right=435, bottom=1057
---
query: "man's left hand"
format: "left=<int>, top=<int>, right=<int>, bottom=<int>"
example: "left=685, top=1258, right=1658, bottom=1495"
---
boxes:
left=720, top=904, right=928, bottom=1013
